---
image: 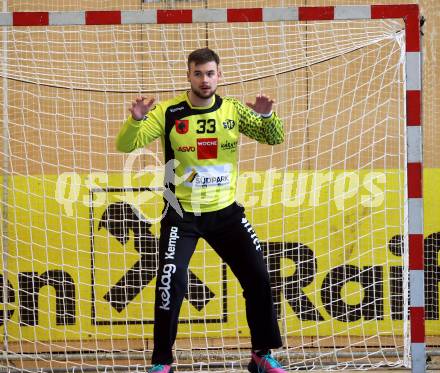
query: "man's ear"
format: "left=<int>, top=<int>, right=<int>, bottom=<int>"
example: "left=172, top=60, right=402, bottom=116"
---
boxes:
left=218, top=68, right=222, bottom=78
left=187, top=70, right=190, bottom=82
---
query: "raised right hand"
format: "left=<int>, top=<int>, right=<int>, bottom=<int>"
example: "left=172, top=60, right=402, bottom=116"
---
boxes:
left=129, top=96, right=156, bottom=121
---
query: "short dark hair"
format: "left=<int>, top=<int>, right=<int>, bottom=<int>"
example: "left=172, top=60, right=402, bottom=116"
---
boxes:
left=187, top=48, right=220, bottom=68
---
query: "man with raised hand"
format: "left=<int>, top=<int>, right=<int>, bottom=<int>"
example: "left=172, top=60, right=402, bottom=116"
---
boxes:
left=116, top=47, right=286, bottom=373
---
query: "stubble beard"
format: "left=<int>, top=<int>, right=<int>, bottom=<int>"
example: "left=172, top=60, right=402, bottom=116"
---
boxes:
left=191, top=85, right=217, bottom=100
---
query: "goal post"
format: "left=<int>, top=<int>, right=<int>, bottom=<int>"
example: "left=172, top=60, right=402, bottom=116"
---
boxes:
left=0, top=4, right=425, bottom=373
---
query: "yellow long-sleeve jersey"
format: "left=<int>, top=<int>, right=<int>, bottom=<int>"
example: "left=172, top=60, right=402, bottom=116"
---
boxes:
left=116, top=92, right=284, bottom=213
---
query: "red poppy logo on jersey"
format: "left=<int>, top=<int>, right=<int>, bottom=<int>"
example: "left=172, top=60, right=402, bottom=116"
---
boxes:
left=175, top=119, right=189, bottom=134
left=197, top=138, right=218, bottom=160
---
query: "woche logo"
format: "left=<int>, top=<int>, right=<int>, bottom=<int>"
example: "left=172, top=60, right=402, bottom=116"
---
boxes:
left=197, top=137, right=218, bottom=159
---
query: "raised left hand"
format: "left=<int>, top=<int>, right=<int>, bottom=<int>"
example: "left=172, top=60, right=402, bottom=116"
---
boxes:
left=245, top=94, right=275, bottom=115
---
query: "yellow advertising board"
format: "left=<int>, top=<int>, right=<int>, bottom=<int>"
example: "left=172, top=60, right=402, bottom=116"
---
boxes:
left=0, top=169, right=439, bottom=342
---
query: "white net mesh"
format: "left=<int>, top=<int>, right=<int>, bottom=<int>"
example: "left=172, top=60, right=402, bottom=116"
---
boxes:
left=0, top=16, right=410, bottom=372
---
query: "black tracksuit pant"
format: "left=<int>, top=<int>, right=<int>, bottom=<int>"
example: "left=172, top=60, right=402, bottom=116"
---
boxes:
left=152, top=202, right=282, bottom=364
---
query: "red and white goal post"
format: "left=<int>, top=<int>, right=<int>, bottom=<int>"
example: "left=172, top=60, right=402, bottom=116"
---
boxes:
left=0, top=4, right=426, bottom=373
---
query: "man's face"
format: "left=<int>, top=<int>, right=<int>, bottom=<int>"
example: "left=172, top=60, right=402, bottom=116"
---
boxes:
left=187, top=61, right=221, bottom=100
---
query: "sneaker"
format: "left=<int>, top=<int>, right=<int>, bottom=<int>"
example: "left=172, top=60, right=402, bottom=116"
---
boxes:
left=147, top=364, right=173, bottom=373
left=248, top=352, right=287, bottom=373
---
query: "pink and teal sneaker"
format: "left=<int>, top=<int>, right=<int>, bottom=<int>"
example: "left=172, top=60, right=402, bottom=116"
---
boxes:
left=147, top=364, right=173, bottom=373
left=248, top=352, right=287, bottom=373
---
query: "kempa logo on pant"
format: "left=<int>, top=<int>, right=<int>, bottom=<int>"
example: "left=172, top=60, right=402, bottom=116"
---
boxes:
left=241, top=217, right=261, bottom=251
left=165, top=226, right=179, bottom=260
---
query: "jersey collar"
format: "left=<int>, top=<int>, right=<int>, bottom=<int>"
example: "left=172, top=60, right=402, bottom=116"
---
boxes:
left=185, top=91, right=216, bottom=110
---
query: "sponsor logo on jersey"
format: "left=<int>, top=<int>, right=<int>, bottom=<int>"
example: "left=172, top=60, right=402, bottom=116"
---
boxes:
left=175, top=119, right=189, bottom=134
left=221, top=140, right=237, bottom=152
left=170, top=106, right=184, bottom=113
left=177, top=145, right=195, bottom=152
left=184, top=164, right=232, bottom=188
left=222, top=119, right=236, bottom=130
left=197, top=137, right=218, bottom=159
left=185, top=168, right=198, bottom=183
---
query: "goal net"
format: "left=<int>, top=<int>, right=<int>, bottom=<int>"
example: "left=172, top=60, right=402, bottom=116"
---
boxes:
left=0, top=7, right=417, bottom=373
